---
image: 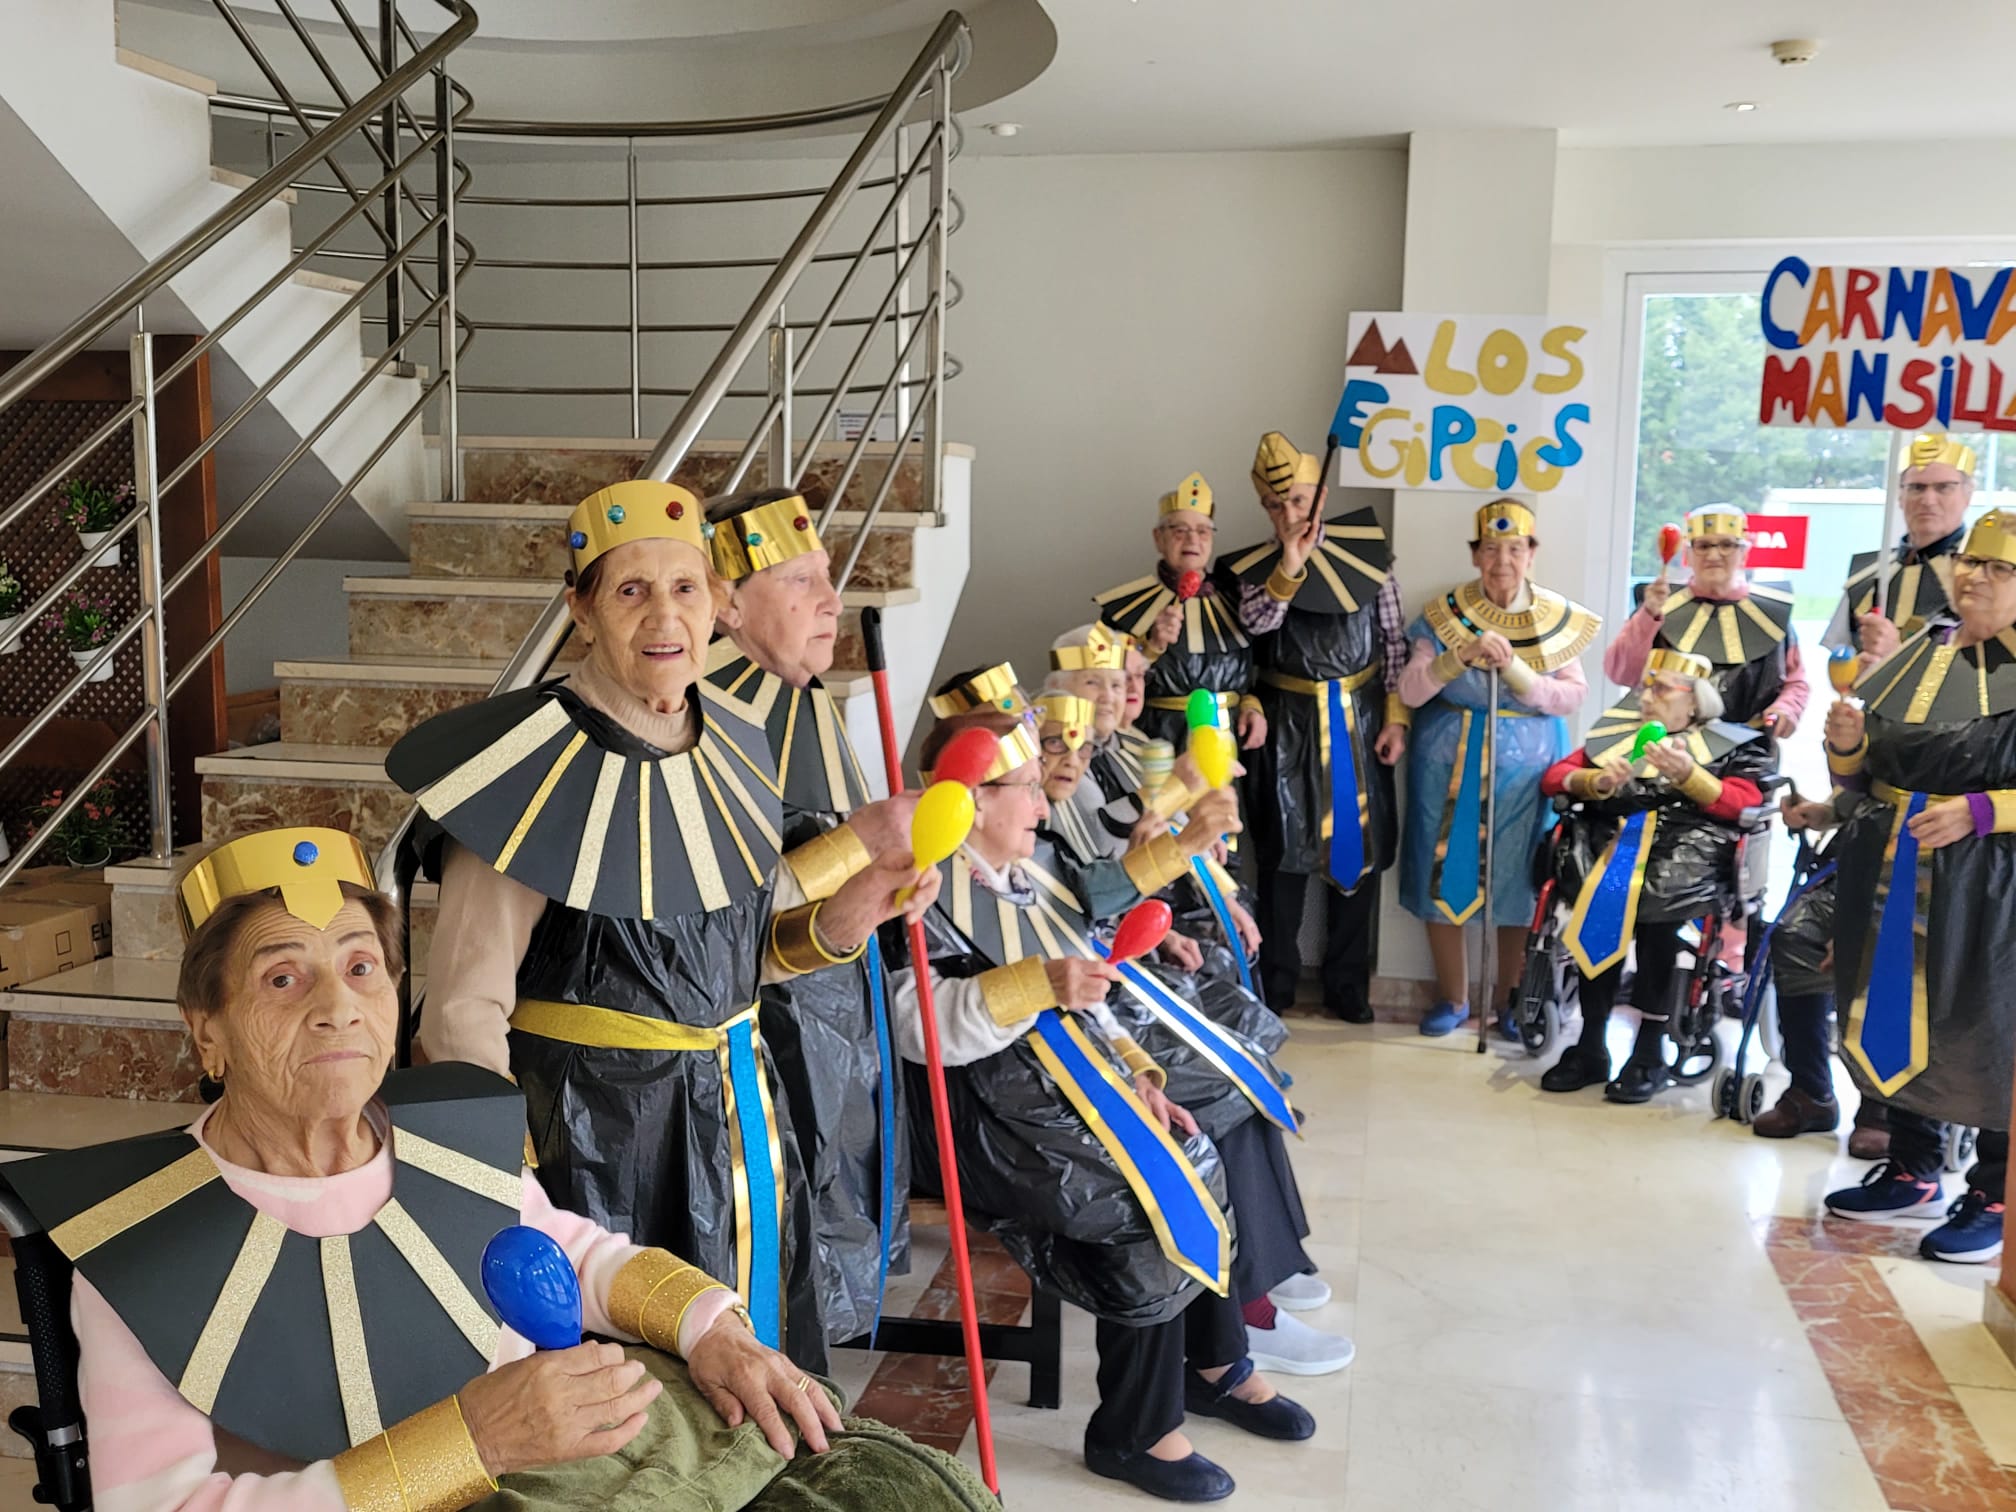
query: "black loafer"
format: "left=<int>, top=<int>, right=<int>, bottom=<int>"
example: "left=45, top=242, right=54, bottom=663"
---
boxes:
left=1085, top=1439, right=1235, bottom=1502
left=1183, top=1358, right=1316, bottom=1441
left=1605, top=1059, right=1673, bottom=1104
left=1540, top=1045, right=1610, bottom=1093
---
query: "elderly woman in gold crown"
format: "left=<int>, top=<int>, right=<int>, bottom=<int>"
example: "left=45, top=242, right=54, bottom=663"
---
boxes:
left=389, top=480, right=936, bottom=1373
left=1801, top=507, right=2016, bottom=1265
left=1396, top=498, right=1600, bottom=1038
left=6, top=827, right=992, bottom=1512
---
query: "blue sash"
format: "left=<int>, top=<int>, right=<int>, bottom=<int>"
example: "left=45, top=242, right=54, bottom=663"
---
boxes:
left=1190, top=854, right=1255, bottom=993
left=864, top=935, right=896, bottom=1342
left=1563, top=810, right=1660, bottom=978
left=1107, top=952, right=1300, bottom=1135
left=1432, top=710, right=1486, bottom=923
left=722, top=1016, right=785, bottom=1347
left=1324, top=678, right=1369, bottom=888
left=1848, top=793, right=1929, bottom=1094
left=1026, top=1011, right=1231, bottom=1294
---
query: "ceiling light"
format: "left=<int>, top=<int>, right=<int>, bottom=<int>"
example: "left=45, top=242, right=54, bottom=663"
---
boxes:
left=1726, top=101, right=1760, bottom=112
left=986, top=122, right=1021, bottom=137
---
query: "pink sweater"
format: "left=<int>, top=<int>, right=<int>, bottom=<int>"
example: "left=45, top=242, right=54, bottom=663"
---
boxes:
left=76, top=1102, right=734, bottom=1512
left=1396, top=636, right=1588, bottom=716
left=1603, top=595, right=1811, bottom=727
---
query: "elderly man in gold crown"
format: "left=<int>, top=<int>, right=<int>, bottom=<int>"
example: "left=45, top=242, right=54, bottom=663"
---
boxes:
left=7, top=826, right=994, bottom=1512
left=390, top=480, right=937, bottom=1373
left=701, top=488, right=926, bottom=1351
left=1396, top=498, right=1600, bottom=1038
left=1093, top=471, right=1264, bottom=753
left=1220, top=431, right=1409, bottom=1024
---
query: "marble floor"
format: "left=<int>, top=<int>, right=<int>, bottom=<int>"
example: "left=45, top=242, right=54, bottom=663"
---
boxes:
left=828, top=1015, right=2016, bottom=1510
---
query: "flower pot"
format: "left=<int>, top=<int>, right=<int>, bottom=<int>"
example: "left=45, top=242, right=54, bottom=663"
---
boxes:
left=0, top=614, right=19, bottom=655
left=70, top=648, right=115, bottom=684
left=77, top=530, right=120, bottom=568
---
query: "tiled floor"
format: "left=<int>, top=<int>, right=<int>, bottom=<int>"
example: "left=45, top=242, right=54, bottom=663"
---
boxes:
left=833, top=1015, right=2016, bottom=1509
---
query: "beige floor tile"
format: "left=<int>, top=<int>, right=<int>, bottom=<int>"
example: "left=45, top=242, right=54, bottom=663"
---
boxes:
left=1951, top=1385, right=2016, bottom=1468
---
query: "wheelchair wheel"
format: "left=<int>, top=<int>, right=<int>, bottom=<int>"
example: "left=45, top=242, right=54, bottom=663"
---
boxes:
left=1668, top=1030, right=1722, bottom=1087
left=1739, top=1073, right=1768, bottom=1125
left=1755, top=978, right=1784, bottom=1065
left=1514, top=942, right=1560, bottom=1058
left=1710, top=1066, right=1735, bottom=1121
left=1945, top=1124, right=1979, bottom=1174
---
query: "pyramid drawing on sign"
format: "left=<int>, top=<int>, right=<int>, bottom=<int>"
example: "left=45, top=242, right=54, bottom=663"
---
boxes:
left=1345, top=320, right=1417, bottom=375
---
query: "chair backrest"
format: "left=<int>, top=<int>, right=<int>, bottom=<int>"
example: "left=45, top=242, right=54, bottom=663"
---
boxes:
left=1, top=1172, right=91, bottom=1512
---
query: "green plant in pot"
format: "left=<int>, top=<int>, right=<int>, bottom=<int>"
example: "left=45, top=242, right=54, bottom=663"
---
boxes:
left=25, top=781, right=131, bottom=869
left=52, top=478, right=134, bottom=569
left=44, top=589, right=118, bottom=683
left=0, top=561, right=22, bottom=655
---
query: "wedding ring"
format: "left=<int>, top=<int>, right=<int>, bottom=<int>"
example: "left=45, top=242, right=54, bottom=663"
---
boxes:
left=795, top=1377, right=812, bottom=1394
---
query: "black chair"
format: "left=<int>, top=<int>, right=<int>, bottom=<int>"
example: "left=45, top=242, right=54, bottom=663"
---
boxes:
left=1, top=1171, right=89, bottom=1510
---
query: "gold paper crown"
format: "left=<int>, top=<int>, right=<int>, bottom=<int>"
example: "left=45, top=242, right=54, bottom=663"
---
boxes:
left=1644, top=648, right=1713, bottom=683
left=921, top=722, right=1041, bottom=785
left=1251, top=431, right=1322, bottom=499
left=1686, top=504, right=1748, bottom=540
left=178, top=827, right=374, bottom=937
left=1963, top=509, right=2016, bottom=567
left=706, top=494, right=824, bottom=581
left=567, top=481, right=705, bottom=576
left=928, top=663, right=1029, bottom=717
left=1050, top=624, right=1129, bottom=672
left=1475, top=500, right=1537, bottom=540
left=1904, top=434, right=1978, bottom=477
left=1159, top=472, right=1214, bottom=519
left=1033, top=692, right=1094, bottom=749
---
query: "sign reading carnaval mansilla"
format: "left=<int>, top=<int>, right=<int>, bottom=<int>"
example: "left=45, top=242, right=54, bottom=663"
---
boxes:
left=1759, top=258, right=2016, bottom=430
left=1329, top=312, right=1594, bottom=495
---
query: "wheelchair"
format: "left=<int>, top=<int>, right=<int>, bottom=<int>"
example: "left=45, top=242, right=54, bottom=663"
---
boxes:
left=1508, top=797, right=1582, bottom=1059
left=2, top=1173, right=88, bottom=1510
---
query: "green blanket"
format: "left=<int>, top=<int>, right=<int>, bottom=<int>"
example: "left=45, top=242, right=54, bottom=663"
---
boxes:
left=480, top=1348, right=996, bottom=1512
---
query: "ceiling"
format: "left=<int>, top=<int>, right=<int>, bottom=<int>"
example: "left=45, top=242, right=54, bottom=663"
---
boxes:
left=969, top=0, right=2016, bottom=155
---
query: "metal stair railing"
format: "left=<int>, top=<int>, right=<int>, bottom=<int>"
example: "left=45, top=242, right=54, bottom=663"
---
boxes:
left=0, top=0, right=475, bottom=891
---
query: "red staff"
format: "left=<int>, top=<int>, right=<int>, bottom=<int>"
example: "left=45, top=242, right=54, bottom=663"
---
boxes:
left=858, top=607, right=1000, bottom=1493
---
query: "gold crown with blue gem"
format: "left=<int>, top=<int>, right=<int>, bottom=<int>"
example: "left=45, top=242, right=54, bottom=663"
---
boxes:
left=1475, top=499, right=1537, bottom=540
left=1686, top=504, right=1748, bottom=541
left=565, top=481, right=824, bottom=581
left=177, top=826, right=374, bottom=936
left=1159, top=471, right=1213, bottom=519
left=929, top=663, right=1030, bottom=718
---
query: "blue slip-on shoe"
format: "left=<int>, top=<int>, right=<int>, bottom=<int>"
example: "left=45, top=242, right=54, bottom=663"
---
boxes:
left=1085, top=1438, right=1236, bottom=1502
left=1920, top=1191, right=2007, bottom=1264
left=1824, top=1159, right=1943, bottom=1221
left=1420, top=1000, right=1470, bottom=1037
left=1184, top=1358, right=1316, bottom=1441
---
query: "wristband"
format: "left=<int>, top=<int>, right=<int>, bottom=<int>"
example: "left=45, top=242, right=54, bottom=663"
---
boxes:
left=332, top=1397, right=496, bottom=1512
left=1677, top=766, right=1723, bottom=808
left=1115, top=1036, right=1166, bottom=1089
left=769, top=901, right=866, bottom=977
left=781, top=823, right=872, bottom=902
left=608, top=1248, right=735, bottom=1357
left=1265, top=562, right=1306, bottom=602
left=1383, top=693, right=1411, bottom=729
left=1123, top=831, right=1190, bottom=896
left=1431, top=648, right=1467, bottom=685
left=977, top=957, right=1058, bottom=1027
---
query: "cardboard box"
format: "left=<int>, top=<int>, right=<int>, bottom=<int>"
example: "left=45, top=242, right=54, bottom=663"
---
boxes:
left=0, top=897, right=102, bottom=990
left=0, top=865, right=114, bottom=970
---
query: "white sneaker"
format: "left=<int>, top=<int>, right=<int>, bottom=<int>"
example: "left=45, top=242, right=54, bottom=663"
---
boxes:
left=1246, top=1312, right=1355, bottom=1375
left=1268, top=1271, right=1332, bottom=1312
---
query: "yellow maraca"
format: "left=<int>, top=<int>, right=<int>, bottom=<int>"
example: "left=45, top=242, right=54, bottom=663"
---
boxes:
left=1827, top=644, right=1859, bottom=696
left=896, top=727, right=996, bottom=901
left=1187, top=724, right=1238, bottom=790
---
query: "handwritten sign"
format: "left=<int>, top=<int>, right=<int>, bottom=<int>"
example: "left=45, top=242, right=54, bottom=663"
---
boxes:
left=1759, top=259, right=2016, bottom=430
left=1742, top=513, right=1808, bottom=570
left=1329, top=313, right=1594, bottom=494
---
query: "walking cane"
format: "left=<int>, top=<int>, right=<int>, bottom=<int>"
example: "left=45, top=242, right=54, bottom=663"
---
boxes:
left=858, top=606, right=1001, bottom=1494
left=1475, top=666, right=1500, bottom=1055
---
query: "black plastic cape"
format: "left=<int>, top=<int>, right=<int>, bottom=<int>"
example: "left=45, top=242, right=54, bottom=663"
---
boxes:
left=1094, top=570, right=1254, bottom=750
left=706, top=645, right=909, bottom=1346
left=1832, top=628, right=2016, bottom=1130
left=1632, top=579, right=1796, bottom=730
left=388, top=680, right=829, bottom=1371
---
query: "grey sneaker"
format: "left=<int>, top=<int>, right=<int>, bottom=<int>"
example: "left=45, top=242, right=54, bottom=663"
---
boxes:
left=1245, top=1312, right=1355, bottom=1375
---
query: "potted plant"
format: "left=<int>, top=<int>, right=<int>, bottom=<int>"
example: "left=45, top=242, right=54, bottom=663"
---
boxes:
left=52, top=478, right=134, bottom=568
left=0, top=561, right=22, bottom=655
left=24, top=782, right=130, bottom=869
left=43, top=589, right=118, bottom=682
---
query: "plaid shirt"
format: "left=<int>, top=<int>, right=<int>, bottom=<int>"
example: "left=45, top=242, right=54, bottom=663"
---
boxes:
left=1237, top=567, right=1408, bottom=693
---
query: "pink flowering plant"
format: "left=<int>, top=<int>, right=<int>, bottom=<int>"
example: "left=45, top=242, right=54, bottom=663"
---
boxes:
left=51, top=478, right=134, bottom=534
left=25, top=781, right=130, bottom=867
left=43, top=590, right=117, bottom=651
left=0, top=562, right=22, bottom=619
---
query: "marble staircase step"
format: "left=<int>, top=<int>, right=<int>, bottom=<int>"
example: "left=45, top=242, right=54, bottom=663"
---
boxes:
left=1, top=957, right=199, bottom=1102
left=195, top=742, right=412, bottom=855
left=278, top=655, right=501, bottom=746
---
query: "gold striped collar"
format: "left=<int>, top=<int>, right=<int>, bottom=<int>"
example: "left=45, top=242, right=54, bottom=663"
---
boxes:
left=705, top=644, right=871, bottom=817
left=1094, top=574, right=1250, bottom=656
left=1652, top=581, right=1793, bottom=667
left=1581, top=692, right=1762, bottom=777
left=1861, top=626, right=2016, bottom=725
left=1424, top=580, right=1602, bottom=673
left=1223, top=506, right=1393, bottom=616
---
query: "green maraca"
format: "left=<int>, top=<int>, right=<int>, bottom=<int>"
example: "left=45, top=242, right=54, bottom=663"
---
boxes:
left=1630, top=720, right=1668, bottom=760
left=1185, top=688, right=1221, bottom=729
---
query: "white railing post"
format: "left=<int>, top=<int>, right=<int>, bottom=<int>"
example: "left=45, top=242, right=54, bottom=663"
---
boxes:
left=436, top=63, right=461, bottom=499
left=626, top=137, right=642, bottom=438
left=891, top=123, right=914, bottom=441
left=922, top=65, right=951, bottom=516
left=130, top=320, right=174, bottom=862
left=768, top=308, right=793, bottom=491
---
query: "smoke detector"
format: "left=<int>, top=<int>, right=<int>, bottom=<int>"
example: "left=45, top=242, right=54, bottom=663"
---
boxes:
left=985, top=122, right=1022, bottom=138
left=1771, top=38, right=1820, bottom=66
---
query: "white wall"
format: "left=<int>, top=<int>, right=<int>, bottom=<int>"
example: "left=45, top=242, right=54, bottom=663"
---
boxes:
left=220, top=556, right=394, bottom=694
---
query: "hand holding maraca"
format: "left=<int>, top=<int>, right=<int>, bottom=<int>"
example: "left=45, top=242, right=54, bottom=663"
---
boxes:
left=1176, top=788, right=1241, bottom=855
left=1825, top=698, right=1865, bottom=754
left=1827, top=643, right=1861, bottom=700
left=1184, top=689, right=1239, bottom=791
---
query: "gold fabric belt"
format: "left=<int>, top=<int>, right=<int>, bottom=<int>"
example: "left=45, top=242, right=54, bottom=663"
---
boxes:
left=1872, top=781, right=1957, bottom=807
left=1260, top=666, right=1377, bottom=697
left=1145, top=691, right=1240, bottom=712
left=511, top=999, right=759, bottom=1051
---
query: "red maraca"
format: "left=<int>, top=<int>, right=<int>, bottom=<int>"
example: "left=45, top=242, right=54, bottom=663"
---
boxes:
left=1177, top=569, right=1204, bottom=602
left=1657, top=523, right=1683, bottom=568
left=931, top=726, right=1004, bottom=789
left=1109, top=900, right=1173, bottom=965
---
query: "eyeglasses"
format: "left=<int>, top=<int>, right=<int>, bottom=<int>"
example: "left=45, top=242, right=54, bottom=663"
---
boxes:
left=1689, top=539, right=1745, bottom=556
left=1903, top=481, right=1967, bottom=498
left=1040, top=736, right=1073, bottom=755
left=1955, top=553, right=2016, bottom=584
left=1159, top=524, right=1215, bottom=542
left=982, top=778, right=1046, bottom=796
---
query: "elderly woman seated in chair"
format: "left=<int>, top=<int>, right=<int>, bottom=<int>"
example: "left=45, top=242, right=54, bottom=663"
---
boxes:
left=6, top=827, right=992, bottom=1512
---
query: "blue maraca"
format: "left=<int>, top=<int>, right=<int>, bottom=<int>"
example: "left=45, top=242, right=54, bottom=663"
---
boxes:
left=482, top=1225, right=583, bottom=1350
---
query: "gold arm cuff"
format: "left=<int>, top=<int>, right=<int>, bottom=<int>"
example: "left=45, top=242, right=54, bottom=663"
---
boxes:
left=1265, top=562, right=1307, bottom=602
left=1201, top=854, right=1239, bottom=898
left=1145, top=777, right=1204, bottom=823
left=1115, top=1037, right=1166, bottom=1089
left=1237, top=693, right=1263, bottom=716
left=1989, top=792, right=2016, bottom=834
left=781, top=823, right=873, bottom=902
left=1564, top=767, right=1605, bottom=800
left=608, top=1248, right=735, bottom=1357
left=1677, top=766, right=1724, bottom=808
left=1431, top=648, right=1467, bottom=685
left=978, top=957, right=1057, bottom=1028
left=1499, top=657, right=1539, bottom=697
left=1383, top=693, right=1411, bottom=729
left=332, top=1397, right=496, bottom=1512
left=1123, top=831, right=1190, bottom=896
left=1826, top=736, right=1869, bottom=778
left=769, top=901, right=866, bottom=977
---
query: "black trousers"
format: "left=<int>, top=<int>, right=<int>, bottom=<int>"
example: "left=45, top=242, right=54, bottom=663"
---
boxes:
left=1776, top=991, right=1836, bottom=1102
left=1257, top=869, right=1381, bottom=1015
left=1888, top=1111, right=2009, bottom=1201
left=1086, top=1288, right=1247, bottom=1454
left=1575, top=923, right=1684, bottom=1056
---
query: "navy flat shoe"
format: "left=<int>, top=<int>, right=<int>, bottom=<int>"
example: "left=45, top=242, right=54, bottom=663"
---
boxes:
left=1184, top=1357, right=1316, bottom=1441
left=1084, top=1439, right=1236, bottom=1502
